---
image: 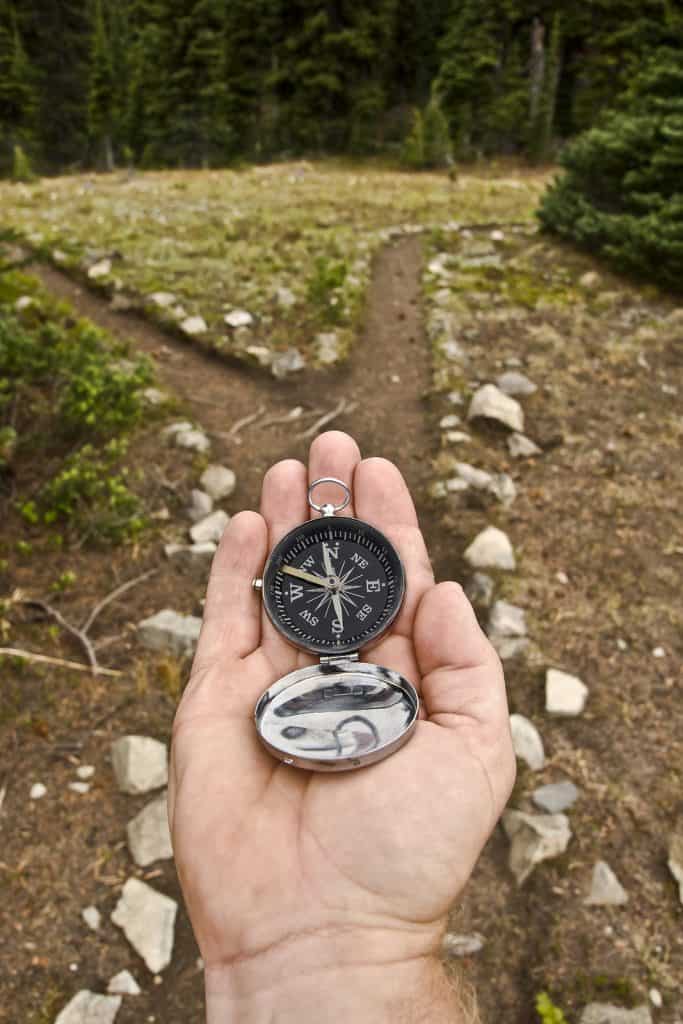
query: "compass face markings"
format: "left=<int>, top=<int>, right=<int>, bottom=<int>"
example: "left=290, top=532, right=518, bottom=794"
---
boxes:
left=263, top=518, right=405, bottom=655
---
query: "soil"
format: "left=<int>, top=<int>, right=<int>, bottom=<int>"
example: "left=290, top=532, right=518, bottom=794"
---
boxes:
left=1, top=231, right=682, bottom=1023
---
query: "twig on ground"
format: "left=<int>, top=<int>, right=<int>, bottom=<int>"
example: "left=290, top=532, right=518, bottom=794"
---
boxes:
left=0, top=647, right=122, bottom=677
left=81, top=568, right=157, bottom=634
left=297, top=398, right=358, bottom=440
left=260, top=406, right=321, bottom=429
left=23, top=599, right=98, bottom=672
left=214, top=405, right=267, bottom=444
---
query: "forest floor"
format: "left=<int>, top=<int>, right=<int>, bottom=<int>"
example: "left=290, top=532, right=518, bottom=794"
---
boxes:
left=0, top=161, right=681, bottom=1024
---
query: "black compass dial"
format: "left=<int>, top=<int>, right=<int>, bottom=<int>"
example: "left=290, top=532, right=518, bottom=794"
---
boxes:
left=262, top=517, right=405, bottom=656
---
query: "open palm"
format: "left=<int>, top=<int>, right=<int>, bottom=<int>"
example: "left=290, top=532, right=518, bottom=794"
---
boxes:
left=169, top=432, right=515, bottom=988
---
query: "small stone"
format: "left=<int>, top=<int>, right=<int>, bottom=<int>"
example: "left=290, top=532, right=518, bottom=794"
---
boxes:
left=668, top=829, right=683, bottom=904
left=445, top=431, right=471, bottom=444
left=492, top=636, right=529, bottom=661
left=579, top=271, right=601, bottom=291
left=107, top=971, right=141, bottom=996
left=488, top=473, right=517, bottom=506
left=88, top=258, right=112, bottom=279
left=180, top=316, right=207, bottom=336
left=532, top=780, right=579, bottom=814
left=225, top=309, right=254, bottom=328
left=82, top=906, right=101, bottom=931
left=446, top=391, right=463, bottom=405
left=464, top=526, right=516, bottom=571
left=175, top=428, right=210, bottom=453
left=69, top=782, right=90, bottom=795
left=111, top=878, right=177, bottom=974
left=556, top=571, right=569, bottom=585
left=246, top=345, right=273, bottom=367
left=652, top=646, right=665, bottom=658
left=142, top=388, right=168, bottom=406
left=315, top=332, right=341, bottom=365
left=271, top=348, right=305, bottom=379
left=199, top=465, right=236, bottom=501
left=275, top=287, right=296, bottom=308
left=30, top=782, right=47, bottom=800
left=429, top=481, right=448, bottom=499
left=580, top=1004, right=652, bottom=1024
left=440, top=339, right=467, bottom=362
left=162, top=421, right=193, bottom=439
left=187, top=489, right=213, bottom=522
left=546, top=668, right=589, bottom=716
left=111, top=736, right=168, bottom=795
left=490, top=229, right=505, bottom=242
left=76, top=765, right=95, bottom=781
left=15, top=295, right=34, bottom=311
left=442, top=932, right=485, bottom=957
left=585, top=861, right=629, bottom=906
left=502, top=810, right=572, bottom=885
left=127, top=792, right=173, bottom=867
left=440, top=414, right=461, bottom=429
left=54, top=990, right=122, bottom=1024
left=496, top=371, right=537, bottom=397
left=509, top=714, right=545, bottom=772
left=465, top=573, right=495, bottom=607
left=648, top=990, right=662, bottom=1009
left=468, top=384, right=524, bottom=432
left=616, top=638, right=628, bottom=651
left=489, top=600, right=526, bottom=637
left=149, top=292, right=176, bottom=308
left=453, top=462, right=492, bottom=489
left=507, top=433, right=541, bottom=459
left=189, top=509, right=229, bottom=545
left=138, top=609, right=202, bottom=657
left=53, top=249, right=67, bottom=263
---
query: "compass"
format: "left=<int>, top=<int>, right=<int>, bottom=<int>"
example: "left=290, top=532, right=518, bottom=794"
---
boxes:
left=253, top=477, right=419, bottom=772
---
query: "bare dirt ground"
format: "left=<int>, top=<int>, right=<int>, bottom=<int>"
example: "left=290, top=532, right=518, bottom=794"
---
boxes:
left=1, top=220, right=682, bottom=1023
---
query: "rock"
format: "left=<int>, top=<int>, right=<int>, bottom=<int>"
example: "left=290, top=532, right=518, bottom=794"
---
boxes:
left=162, top=421, right=193, bottom=439
left=54, top=991, right=122, bottom=1024
left=442, top=933, right=485, bottom=957
left=496, top=371, right=537, bottom=397
left=440, top=339, right=467, bottom=362
left=452, top=462, right=492, bottom=490
left=507, top=433, right=541, bottom=458
left=468, top=384, right=524, bottom=433
left=446, top=391, right=463, bottom=405
left=580, top=1004, right=652, bottom=1024
left=546, top=668, right=589, bottom=716
left=465, top=572, right=495, bottom=607
left=275, top=287, right=296, bottom=308
left=428, top=253, right=453, bottom=277
left=489, top=600, right=527, bottom=637
left=30, top=782, right=47, bottom=799
left=111, top=736, right=168, bottom=795
left=189, top=509, right=229, bottom=545
left=271, top=348, right=306, bottom=379
left=667, top=829, right=683, bottom=904
left=187, top=489, right=213, bottom=522
left=82, top=906, right=101, bottom=931
left=199, top=465, right=236, bottom=501
left=464, top=526, right=516, bottom=571
left=111, top=878, right=177, bottom=974
left=490, top=229, right=505, bottom=242
left=69, top=782, right=90, bottom=795
left=579, top=271, right=601, bottom=291
left=502, top=810, right=572, bottom=885
left=164, top=542, right=216, bottom=562
left=88, top=258, right=112, bottom=279
left=648, top=989, right=662, bottom=1009
left=652, top=646, right=665, bottom=658
left=53, top=249, right=67, bottom=263
left=509, top=714, right=545, bottom=771
left=149, top=292, right=176, bottom=308
left=107, top=971, right=141, bottom=996
left=492, top=636, right=529, bottom=661
left=225, top=309, right=254, bottom=328
left=180, top=316, right=207, bottom=336
left=445, top=431, right=471, bottom=444
left=585, top=861, right=629, bottom=906
left=174, top=428, right=210, bottom=453
left=15, top=295, right=34, bottom=311
left=532, top=780, right=579, bottom=814
left=440, top=414, right=461, bottom=429
left=429, top=481, right=448, bottom=499
left=142, top=387, right=168, bottom=406
left=315, top=332, right=341, bottom=365
left=246, top=345, right=273, bottom=367
left=488, top=473, right=517, bottom=506
left=127, top=792, right=173, bottom=867
left=138, top=609, right=202, bottom=657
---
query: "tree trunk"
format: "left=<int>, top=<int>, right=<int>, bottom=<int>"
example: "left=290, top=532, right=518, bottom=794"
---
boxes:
left=529, top=17, right=545, bottom=124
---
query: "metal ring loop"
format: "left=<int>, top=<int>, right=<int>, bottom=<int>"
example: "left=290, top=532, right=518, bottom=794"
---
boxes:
left=308, top=477, right=351, bottom=515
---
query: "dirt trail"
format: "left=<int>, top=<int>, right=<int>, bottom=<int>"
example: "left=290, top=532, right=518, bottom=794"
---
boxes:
left=32, top=236, right=436, bottom=530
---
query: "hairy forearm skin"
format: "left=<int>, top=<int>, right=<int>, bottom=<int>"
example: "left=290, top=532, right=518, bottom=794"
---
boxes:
left=204, top=928, right=479, bottom=1024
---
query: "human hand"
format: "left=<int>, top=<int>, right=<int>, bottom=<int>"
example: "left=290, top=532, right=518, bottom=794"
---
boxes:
left=169, top=432, right=515, bottom=1023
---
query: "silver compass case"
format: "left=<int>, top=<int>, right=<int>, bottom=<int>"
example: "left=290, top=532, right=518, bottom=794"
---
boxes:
left=253, top=477, right=420, bottom=772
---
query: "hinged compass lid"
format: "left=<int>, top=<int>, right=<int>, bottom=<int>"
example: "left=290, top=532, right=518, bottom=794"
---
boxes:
left=254, top=659, right=419, bottom=772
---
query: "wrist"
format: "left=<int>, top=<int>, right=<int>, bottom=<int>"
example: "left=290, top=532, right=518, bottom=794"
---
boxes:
left=204, top=926, right=476, bottom=1024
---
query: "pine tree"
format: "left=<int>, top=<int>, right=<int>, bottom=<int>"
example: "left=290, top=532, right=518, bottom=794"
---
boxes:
left=88, top=0, right=116, bottom=170
left=0, top=7, right=39, bottom=171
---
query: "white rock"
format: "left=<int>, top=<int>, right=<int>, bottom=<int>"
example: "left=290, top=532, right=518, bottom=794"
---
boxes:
left=246, top=345, right=273, bottom=367
left=496, top=371, right=537, bottom=397
left=580, top=1004, right=652, bottom=1024
left=111, top=736, right=168, bottom=795
left=127, top=792, right=173, bottom=867
left=468, top=384, right=524, bottom=432
left=464, top=526, right=516, bottom=571
left=271, top=348, right=305, bottom=379
left=465, top=572, right=495, bottom=607
left=648, top=989, right=662, bottom=1009
left=225, top=309, right=254, bottom=328
left=445, top=477, right=469, bottom=493
left=442, top=932, right=485, bottom=957
left=199, top=465, right=236, bottom=501
left=69, top=782, right=90, bottom=795
left=546, top=668, right=589, bottom=716
left=652, top=646, right=665, bottom=658
left=668, top=830, right=683, bottom=904
left=556, top=571, right=569, bottom=585
left=488, top=473, right=517, bottom=506
left=187, top=489, right=213, bottom=522
left=76, top=766, right=95, bottom=781
left=142, top=387, right=168, bottom=406
left=189, top=509, right=229, bottom=545
left=502, top=810, right=572, bottom=885
left=315, top=332, right=341, bottom=365
left=164, top=542, right=216, bottom=561
left=440, top=414, right=461, bottom=429
left=446, top=391, right=463, bottom=405
left=275, top=287, right=296, bottom=308
left=507, top=432, right=541, bottom=458
left=445, top=431, right=471, bottom=444
left=54, top=990, right=122, bottom=1024
left=579, top=271, right=601, bottom=291
left=492, top=636, right=529, bottom=661
left=509, top=714, right=545, bottom=771
left=30, top=782, right=47, bottom=800
left=53, top=249, right=67, bottom=263
left=149, top=292, right=176, bottom=308
left=88, top=259, right=112, bottom=279
left=180, top=316, right=207, bottom=336
left=138, top=609, right=202, bottom=657
left=162, top=421, right=193, bottom=439
left=585, top=861, right=629, bottom=906
left=15, top=295, right=34, bottom=311
left=82, top=905, right=101, bottom=931
left=532, top=780, right=579, bottom=813
left=111, top=878, right=177, bottom=974
left=490, top=229, right=505, bottom=242
left=489, top=600, right=526, bottom=637
left=454, top=462, right=492, bottom=490
left=440, top=338, right=467, bottom=362
left=175, top=428, right=210, bottom=453
left=107, top=970, right=141, bottom=996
